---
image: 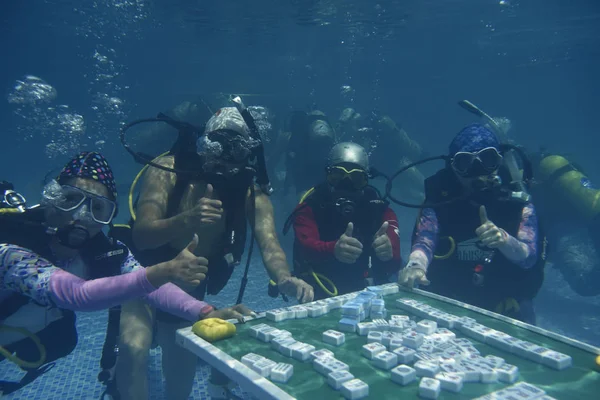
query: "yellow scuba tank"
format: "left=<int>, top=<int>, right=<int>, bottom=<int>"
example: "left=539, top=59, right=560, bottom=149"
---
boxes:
left=538, top=155, right=600, bottom=222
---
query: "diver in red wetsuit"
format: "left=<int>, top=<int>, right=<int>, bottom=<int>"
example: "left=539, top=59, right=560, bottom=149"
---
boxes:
left=286, top=142, right=402, bottom=299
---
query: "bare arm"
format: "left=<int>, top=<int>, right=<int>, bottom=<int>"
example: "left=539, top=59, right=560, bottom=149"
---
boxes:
left=132, top=156, right=188, bottom=250
left=249, top=186, right=292, bottom=283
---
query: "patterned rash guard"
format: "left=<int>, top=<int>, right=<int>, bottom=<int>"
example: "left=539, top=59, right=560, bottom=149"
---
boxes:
left=0, top=241, right=213, bottom=321
left=411, top=202, right=539, bottom=269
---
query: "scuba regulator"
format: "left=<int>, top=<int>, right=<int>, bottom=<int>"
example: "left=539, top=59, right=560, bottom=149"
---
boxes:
left=0, top=181, right=92, bottom=250
left=1, top=181, right=27, bottom=213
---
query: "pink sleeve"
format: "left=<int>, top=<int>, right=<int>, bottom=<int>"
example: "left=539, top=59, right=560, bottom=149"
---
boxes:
left=144, top=283, right=214, bottom=321
left=49, top=268, right=156, bottom=311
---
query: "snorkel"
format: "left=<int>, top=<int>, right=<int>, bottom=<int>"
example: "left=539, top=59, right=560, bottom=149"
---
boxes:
left=457, top=100, right=531, bottom=203
left=381, top=100, right=533, bottom=209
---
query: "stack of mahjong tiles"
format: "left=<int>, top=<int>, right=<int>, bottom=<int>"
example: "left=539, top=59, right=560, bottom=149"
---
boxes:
left=264, top=293, right=366, bottom=322
left=264, top=285, right=399, bottom=324
left=397, top=298, right=573, bottom=371
left=337, top=285, right=399, bottom=333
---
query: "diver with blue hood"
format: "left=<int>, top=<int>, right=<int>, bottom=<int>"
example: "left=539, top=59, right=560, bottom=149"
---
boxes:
left=395, top=122, right=546, bottom=325
left=114, top=96, right=314, bottom=400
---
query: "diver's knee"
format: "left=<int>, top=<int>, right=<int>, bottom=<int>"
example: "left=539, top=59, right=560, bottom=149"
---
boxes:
left=119, top=330, right=152, bottom=359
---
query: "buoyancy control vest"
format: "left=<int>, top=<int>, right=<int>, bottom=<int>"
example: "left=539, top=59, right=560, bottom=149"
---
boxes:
left=422, top=168, right=546, bottom=311
left=1, top=207, right=124, bottom=323
left=111, top=165, right=255, bottom=300
left=292, top=183, right=392, bottom=296
left=170, top=150, right=255, bottom=290
left=0, top=206, right=126, bottom=386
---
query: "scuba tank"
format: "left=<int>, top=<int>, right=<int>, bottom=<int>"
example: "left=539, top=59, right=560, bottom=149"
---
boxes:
left=537, top=155, right=600, bottom=222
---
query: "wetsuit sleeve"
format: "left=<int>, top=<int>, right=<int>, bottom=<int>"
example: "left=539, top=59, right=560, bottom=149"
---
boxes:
left=410, top=207, right=440, bottom=266
left=144, top=284, right=214, bottom=321
left=382, top=208, right=402, bottom=263
left=119, top=242, right=144, bottom=274
left=0, top=243, right=61, bottom=307
left=49, top=269, right=156, bottom=311
left=118, top=244, right=214, bottom=321
left=0, top=244, right=156, bottom=311
left=293, top=204, right=337, bottom=256
left=497, top=202, right=538, bottom=269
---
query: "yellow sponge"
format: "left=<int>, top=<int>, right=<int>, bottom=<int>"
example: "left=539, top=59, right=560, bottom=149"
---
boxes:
left=192, top=318, right=236, bottom=342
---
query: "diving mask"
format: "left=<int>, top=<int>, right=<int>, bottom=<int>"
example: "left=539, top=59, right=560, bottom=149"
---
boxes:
left=451, top=147, right=503, bottom=178
left=196, top=129, right=260, bottom=177
left=43, top=181, right=117, bottom=225
left=327, top=166, right=368, bottom=190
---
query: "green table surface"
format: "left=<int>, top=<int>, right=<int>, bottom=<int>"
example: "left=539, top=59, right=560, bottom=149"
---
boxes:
left=211, top=289, right=600, bottom=400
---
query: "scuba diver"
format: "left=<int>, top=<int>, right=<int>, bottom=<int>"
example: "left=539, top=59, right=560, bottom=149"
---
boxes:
left=449, top=99, right=599, bottom=298
left=285, top=142, right=402, bottom=300
left=336, top=107, right=426, bottom=204
left=113, top=97, right=313, bottom=400
left=274, top=110, right=336, bottom=197
left=130, top=98, right=275, bottom=159
left=0, top=152, right=252, bottom=396
left=397, top=124, right=546, bottom=325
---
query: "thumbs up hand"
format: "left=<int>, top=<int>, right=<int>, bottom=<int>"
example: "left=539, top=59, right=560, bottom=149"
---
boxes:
left=334, top=222, right=364, bottom=264
left=184, top=184, right=224, bottom=229
left=168, top=234, right=209, bottom=291
left=372, top=221, right=393, bottom=262
left=146, top=234, right=209, bottom=290
left=475, top=206, right=508, bottom=249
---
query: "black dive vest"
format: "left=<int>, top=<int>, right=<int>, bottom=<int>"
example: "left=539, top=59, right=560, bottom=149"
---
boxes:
left=114, top=154, right=255, bottom=300
left=423, top=168, right=545, bottom=310
left=167, top=170, right=253, bottom=297
left=293, top=184, right=390, bottom=295
left=0, top=206, right=127, bottom=360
